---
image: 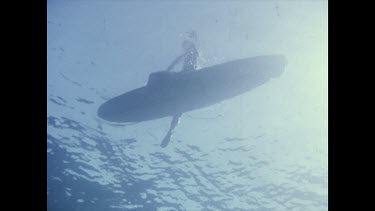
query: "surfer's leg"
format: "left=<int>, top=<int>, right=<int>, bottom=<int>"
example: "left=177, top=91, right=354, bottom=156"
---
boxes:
left=169, top=113, right=182, bottom=132
left=160, top=113, right=182, bottom=148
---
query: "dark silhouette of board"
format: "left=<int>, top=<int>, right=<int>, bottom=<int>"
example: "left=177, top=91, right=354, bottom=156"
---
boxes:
left=98, top=54, right=287, bottom=123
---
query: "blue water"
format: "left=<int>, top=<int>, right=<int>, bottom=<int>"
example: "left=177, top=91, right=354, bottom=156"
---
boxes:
left=47, top=1, right=328, bottom=210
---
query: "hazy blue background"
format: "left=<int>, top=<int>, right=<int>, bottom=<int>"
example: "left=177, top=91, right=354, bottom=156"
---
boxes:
left=47, top=0, right=328, bottom=210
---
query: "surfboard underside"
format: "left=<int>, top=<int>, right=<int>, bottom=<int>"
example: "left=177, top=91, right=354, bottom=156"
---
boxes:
left=98, top=54, right=287, bottom=123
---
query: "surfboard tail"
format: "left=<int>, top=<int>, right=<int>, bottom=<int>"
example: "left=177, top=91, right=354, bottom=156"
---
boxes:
left=269, top=54, right=287, bottom=78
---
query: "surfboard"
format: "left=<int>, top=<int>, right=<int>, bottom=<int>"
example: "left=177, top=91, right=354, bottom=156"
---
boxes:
left=98, top=54, right=287, bottom=123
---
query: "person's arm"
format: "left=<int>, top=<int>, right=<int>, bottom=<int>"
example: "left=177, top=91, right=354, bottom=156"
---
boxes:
left=166, top=53, right=186, bottom=72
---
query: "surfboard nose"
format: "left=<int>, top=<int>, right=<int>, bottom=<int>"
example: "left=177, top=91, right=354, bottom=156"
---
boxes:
left=97, top=103, right=111, bottom=121
left=97, top=101, right=122, bottom=122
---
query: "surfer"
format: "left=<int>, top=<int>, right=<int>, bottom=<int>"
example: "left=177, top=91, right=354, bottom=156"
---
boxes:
left=166, top=40, right=198, bottom=72
left=161, top=38, right=199, bottom=148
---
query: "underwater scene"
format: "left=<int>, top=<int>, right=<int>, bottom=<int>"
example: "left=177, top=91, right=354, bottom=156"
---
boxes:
left=47, top=1, right=328, bottom=210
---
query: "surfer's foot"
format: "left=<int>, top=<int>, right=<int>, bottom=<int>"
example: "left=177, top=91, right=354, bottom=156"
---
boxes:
left=160, top=131, right=172, bottom=148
